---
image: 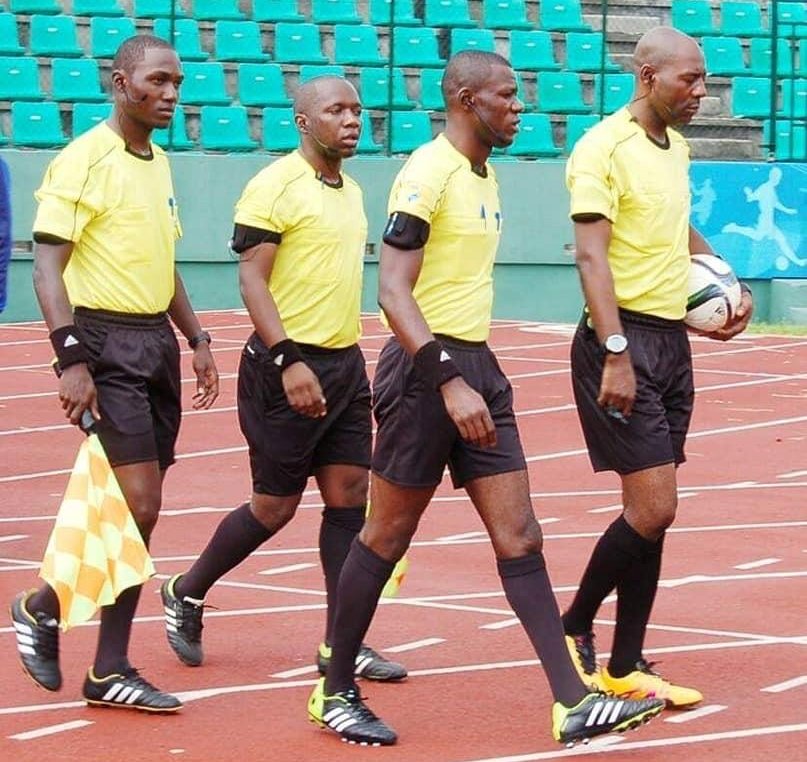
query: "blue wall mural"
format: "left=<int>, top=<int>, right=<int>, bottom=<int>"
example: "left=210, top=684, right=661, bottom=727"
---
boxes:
left=690, top=162, right=806, bottom=279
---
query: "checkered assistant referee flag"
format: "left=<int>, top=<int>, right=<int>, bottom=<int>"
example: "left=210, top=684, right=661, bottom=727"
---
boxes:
left=39, top=427, right=155, bottom=631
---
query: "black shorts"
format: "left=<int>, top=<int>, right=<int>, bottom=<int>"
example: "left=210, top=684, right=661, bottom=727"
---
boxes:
left=571, top=309, right=694, bottom=475
left=238, top=334, right=372, bottom=496
left=371, top=336, right=527, bottom=489
left=74, top=307, right=181, bottom=471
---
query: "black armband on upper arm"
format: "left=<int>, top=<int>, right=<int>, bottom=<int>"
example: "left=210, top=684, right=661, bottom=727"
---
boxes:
left=33, top=232, right=71, bottom=245
left=571, top=213, right=608, bottom=223
left=230, top=223, right=281, bottom=254
left=382, top=212, right=430, bottom=251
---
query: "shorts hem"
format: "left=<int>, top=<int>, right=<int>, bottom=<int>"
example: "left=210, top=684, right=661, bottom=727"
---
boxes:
left=370, top=467, right=442, bottom=490
left=592, top=456, right=682, bottom=476
left=453, top=464, right=527, bottom=489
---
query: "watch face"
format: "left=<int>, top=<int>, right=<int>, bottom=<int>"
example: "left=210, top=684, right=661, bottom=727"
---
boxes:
left=605, top=334, right=628, bottom=353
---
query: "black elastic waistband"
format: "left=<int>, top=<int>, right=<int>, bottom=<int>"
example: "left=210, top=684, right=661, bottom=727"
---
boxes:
left=74, top=306, right=169, bottom=327
left=434, top=333, right=488, bottom=349
left=618, top=308, right=686, bottom=331
left=249, top=332, right=356, bottom=355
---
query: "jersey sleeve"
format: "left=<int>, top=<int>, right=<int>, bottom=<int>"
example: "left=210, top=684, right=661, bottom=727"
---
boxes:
left=565, top=135, right=619, bottom=223
left=387, top=150, right=444, bottom=224
left=233, top=169, right=287, bottom=234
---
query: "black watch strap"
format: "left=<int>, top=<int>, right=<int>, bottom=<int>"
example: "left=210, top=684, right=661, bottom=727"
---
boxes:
left=189, top=330, right=212, bottom=350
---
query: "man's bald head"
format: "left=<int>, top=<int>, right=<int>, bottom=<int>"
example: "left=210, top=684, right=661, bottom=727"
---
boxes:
left=633, top=26, right=701, bottom=72
left=442, top=50, right=512, bottom=107
left=294, top=76, right=357, bottom=117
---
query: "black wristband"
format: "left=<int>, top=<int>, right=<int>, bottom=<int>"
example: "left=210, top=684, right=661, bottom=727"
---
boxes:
left=740, top=281, right=752, bottom=296
left=50, top=324, right=89, bottom=371
left=188, top=330, right=212, bottom=349
left=269, top=338, right=305, bottom=371
left=413, top=340, right=462, bottom=390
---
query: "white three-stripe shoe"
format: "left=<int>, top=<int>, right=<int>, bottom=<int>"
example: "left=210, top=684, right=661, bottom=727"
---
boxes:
left=552, top=691, right=664, bottom=746
left=83, top=667, right=182, bottom=713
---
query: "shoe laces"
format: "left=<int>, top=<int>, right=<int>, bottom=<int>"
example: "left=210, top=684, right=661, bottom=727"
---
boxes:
left=32, top=613, right=59, bottom=661
left=338, top=688, right=381, bottom=724
left=571, top=632, right=597, bottom=675
left=118, top=667, right=158, bottom=692
left=178, top=600, right=214, bottom=640
left=358, top=644, right=381, bottom=661
left=635, top=658, right=665, bottom=679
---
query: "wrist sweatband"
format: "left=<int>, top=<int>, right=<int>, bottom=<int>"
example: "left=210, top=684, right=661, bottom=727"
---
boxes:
left=50, top=324, right=89, bottom=371
left=269, top=338, right=304, bottom=371
left=413, top=340, right=462, bottom=390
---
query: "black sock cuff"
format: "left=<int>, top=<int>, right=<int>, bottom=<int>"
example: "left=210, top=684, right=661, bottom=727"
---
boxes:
left=612, top=516, right=660, bottom=559
left=352, top=538, right=395, bottom=580
left=321, top=506, right=365, bottom=534
left=497, top=552, right=546, bottom=579
left=237, top=501, right=274, bottom=543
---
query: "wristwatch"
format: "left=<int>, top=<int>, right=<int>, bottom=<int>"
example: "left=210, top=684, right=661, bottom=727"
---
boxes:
left=188, top=330, right=212, bottom=350
left=603, top=333, right=628, bottom=355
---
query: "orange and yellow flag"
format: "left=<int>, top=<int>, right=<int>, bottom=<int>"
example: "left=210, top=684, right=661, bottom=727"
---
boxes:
left=39, top=434, right=154, bottom=631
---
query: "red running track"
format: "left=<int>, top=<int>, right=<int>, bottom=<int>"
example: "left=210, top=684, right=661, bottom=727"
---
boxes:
left=1, top=311, right=805, bottom=762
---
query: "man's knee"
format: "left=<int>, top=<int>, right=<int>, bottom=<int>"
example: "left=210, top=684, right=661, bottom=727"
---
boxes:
left=251, top=493, right=300, bottom=532
left=490, top=512, right=544, bottom=559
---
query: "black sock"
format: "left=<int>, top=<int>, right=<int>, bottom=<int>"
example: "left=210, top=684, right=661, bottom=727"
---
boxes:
left=609, top=534, right=665, bottom=677
left=326, top=538, right=394, bottom=694
left=319, top=506, right=365, bottom=645
left=562, top=515, right=656, bottom=636
left=93, top=584, right=142, bottom=677
left=498, top=553, right=588, bottom=707
left=27, top=584, right=60, bottom=621
left=178, top=502, right=274, bottom=600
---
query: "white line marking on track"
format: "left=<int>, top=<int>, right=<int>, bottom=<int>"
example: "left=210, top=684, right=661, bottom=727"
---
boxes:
left=383, top=637, right=446, bottom=653
left=0, top=534, right=27, bottom=543
left=270, top=665, right=318, bottom=678
left=761, top=675, right=807, bottom=693
left=779, top=469, right=807, bottom=479
left=258, top=563, right=316, bottom=576
left=436, top=531, right=487, bottom=542
left=734, top=558, right=780, bottom=570
left=480, top=618, right=519, bottom=630
left=664, top=705, right=727, bottom=723
left=659, top=570, right=807, bottom=588
left=8, top=719, right=93, bottom=740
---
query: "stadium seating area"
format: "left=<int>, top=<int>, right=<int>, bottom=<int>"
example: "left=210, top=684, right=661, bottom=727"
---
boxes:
left=0, top=1, right=803, bottom=159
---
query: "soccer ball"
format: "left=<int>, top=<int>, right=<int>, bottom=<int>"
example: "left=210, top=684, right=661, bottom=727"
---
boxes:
left=685, top=253, right=742, bottom=332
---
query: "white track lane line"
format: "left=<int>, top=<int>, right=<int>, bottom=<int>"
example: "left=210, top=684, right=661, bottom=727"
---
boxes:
left=761, top=675, right=807, bottom=693
left=8, top=719, right=93, bottom=740
left=734, top=558, right=781, bottom=570
left=258, top=563, right=316, bottom=576
left=664, top=705, right=728, bottom=724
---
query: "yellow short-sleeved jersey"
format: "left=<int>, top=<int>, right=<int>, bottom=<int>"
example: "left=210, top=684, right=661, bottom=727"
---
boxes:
left=234, top=151, right=367, bottom=348
left=566, top=108, right=692, bottom=320
left=385, top=134, right=503, bottom=342
left=33, top=123, right=181, bottom=314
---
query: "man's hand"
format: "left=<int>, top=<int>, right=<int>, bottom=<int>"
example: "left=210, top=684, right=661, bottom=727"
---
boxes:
left=597, top=352, right=636, bottom=418
left=440, top=377, right=496, bottom=448
left=282, top=362, right=327, bottom=418
left=191, top=343, right=219, bottom=409
left=59, top=363, right=100, bottom=426
left=704, top=290, right=753, bottom=342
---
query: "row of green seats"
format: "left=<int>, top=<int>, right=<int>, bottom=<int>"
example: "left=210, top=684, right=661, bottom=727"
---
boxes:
left=731, top=76, right=807, bottom=118
left=702, top=35, right=807, bottom=76
left=672, top=0, right=807, bottom=38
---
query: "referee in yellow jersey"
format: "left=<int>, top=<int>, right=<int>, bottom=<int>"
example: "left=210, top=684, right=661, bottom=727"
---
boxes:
left=309, top=50, right=664, bottom=748
left=11, top=35, right=219, bottom=711
left=160, top=76, right=406, bottom=684
left=562, top=28, right=752, bottom=707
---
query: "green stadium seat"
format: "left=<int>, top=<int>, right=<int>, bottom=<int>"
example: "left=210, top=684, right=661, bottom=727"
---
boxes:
left=369, top=0, right=421, bottom=26
left=537, top=71, right=589, bottom=113
left=357, top=110, right=382, bottom=153
left=180, top=62, right=230, bottom=105
left=30, top=14, right=84, bottom=57
left=670, top=0, right=716, bottom=36
left=334, top=24, right=386, bottom=65
left=419, top=68, right=444, bottom=110
left=192, top=0, right=245, bottom=21
left=299, top=64, right=346, bottom=83
left=312, top=0, right=362, bottom=25
left=450, top=27, right=495, bottom=55
left=0, top=13, right=24, bottom=55
left=274, top=22, right=328, bottom=64
left=780, top=78, right=806, bottom=118
left=0, top=56, right=43, bottom=100
left=393, top=26, right=445, bottom=67
left=73, top=0, right=124, bottom=16
left=514, top=70, right=532, bottom=110
left=90, top=16, right=136, bottom=58
left=565, top=113, right=599, bottom=152
left=778, top=2, right=807, bottom=38
left=720, top=1, right=765, bottom=37
left=153, top=19, right=208, bottom=61
left=151, top=106, right=195, bottom=150
left=802, top=40, right=807, bottom=76
left=133, top=0, right=185, bottom=18
left=539, top=0, right=590, bottom=32
left=702, top=36, right=748, bottom=76
left=252, top=0, right=305, bottom=23
left=565, top=32, right=620, bottom=72
left=215, top=21, right=269, bottom=62
left=593, top=72, right=633, bottom=114
left=763, top=119, right=807, bottom=160
left=509, top=30, right=561, bottom=71
left=749, top=37, right=794, bottom=76
left=424, top=0, right=475, bottom=28
left=9, top=0, right=60, bottom=13
left=360, top=66, right=414, bottom=109
left=237, top=62, right=291, bottom=107
left=11, top=101, right=67, bottom=147
left=51, top=58, right=106, bottom=102
left=262, top=106, right=299, bottom=152
left=730, top=76, right=772, bottom=117
left=483, top=0, right=531, bottom=31
left=200, top=105, right=257, bottom=151
left=507, top=112, right=560, bottom=156
left=72, top=101, right=112, bottom=137
left=390, top=110, right=433, bottom=153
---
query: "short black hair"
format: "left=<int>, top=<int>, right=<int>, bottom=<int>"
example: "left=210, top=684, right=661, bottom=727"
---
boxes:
left=441, top=50, right=512, bottom=103
left=112, top=34, right=175, bottom=73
